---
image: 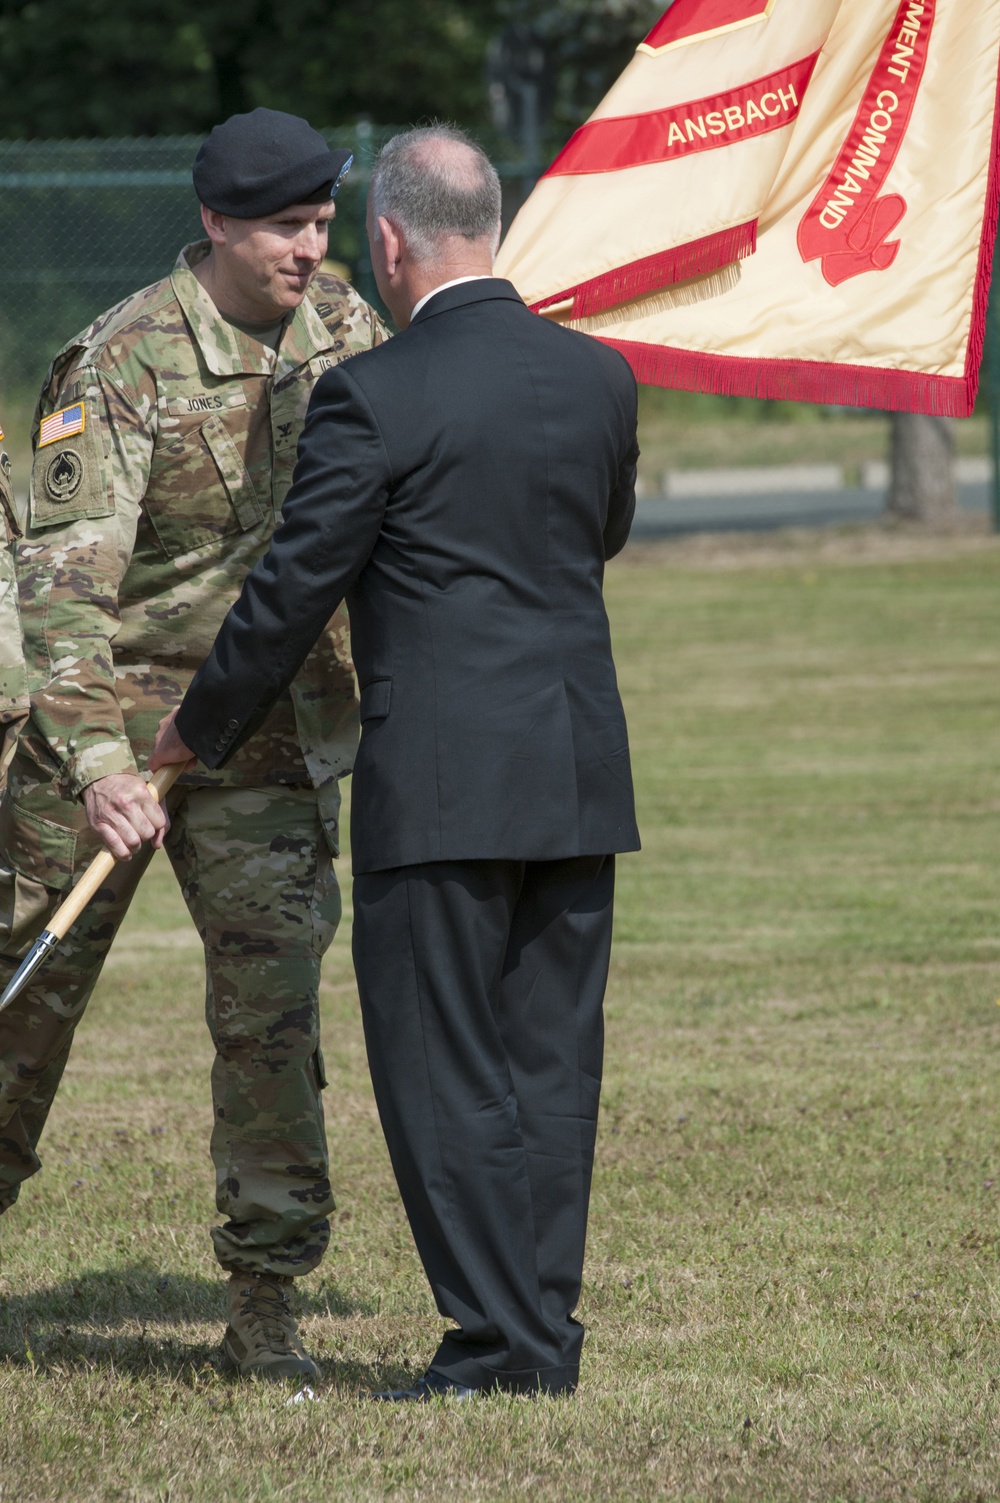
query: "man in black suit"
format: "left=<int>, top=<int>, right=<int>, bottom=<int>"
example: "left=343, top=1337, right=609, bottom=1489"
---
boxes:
left=151, top=124, right=640, bottom=1399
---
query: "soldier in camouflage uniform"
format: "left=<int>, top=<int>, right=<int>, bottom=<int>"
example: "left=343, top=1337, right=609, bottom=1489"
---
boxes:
left=0, top=111, right=388, bottom=1381
left=0, top=422, right=29, bottom=779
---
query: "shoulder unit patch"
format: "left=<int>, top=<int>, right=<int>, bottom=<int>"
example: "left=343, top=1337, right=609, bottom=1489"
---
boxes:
left=44, top=449, right=84, bottom=503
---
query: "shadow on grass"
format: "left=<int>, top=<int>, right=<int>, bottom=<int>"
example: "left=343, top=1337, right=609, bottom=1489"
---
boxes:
left=0, top=1263, right=388, bottom=1386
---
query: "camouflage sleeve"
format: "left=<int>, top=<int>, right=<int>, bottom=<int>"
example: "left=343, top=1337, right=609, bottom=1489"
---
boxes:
left=15, top=366, right=151, bottom=798
left=0, top=425, right=28, bottom=780
left=310, top=273, right=390, bottom=352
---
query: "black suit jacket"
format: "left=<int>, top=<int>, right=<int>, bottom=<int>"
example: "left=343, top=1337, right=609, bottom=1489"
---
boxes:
left=176, top=278, right=641, bottom=873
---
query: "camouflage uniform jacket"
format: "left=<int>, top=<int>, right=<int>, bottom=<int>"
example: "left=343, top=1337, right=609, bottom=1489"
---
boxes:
left=14, top=243, right=386, bottom=831
left=0, top=423, right=28, bottom=778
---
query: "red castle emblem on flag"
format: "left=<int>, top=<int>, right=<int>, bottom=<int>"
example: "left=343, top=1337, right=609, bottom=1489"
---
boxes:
left=797, top=0, right=935, bottom=286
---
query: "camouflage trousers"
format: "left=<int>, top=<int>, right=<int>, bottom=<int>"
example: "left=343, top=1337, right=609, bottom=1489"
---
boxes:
left=0, top=782, right=341, bottom=1277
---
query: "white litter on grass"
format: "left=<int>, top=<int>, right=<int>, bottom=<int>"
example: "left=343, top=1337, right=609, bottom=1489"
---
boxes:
left=286, top=1385, right=317, bottom=1406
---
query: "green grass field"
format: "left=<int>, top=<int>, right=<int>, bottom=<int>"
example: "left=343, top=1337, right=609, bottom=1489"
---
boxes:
left=2, top=527, right=1000, bottom=1502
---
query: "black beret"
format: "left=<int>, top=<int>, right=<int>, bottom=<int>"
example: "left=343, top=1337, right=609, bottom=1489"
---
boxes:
left=193, top=108, right=353, bottom=218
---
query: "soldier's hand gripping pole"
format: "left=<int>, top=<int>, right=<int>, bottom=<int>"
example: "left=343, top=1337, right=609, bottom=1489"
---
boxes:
left=0, top=762, right=184, bottom=1014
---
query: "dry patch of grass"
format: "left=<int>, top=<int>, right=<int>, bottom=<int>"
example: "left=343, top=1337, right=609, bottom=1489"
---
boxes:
left=621, top=516, right=999, bottom=573
left=3, top=529, right=1000, bottom=1500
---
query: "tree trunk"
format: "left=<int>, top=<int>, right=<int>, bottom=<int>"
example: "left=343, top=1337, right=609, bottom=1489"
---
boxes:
left=887, top=413, right=957, bottom=526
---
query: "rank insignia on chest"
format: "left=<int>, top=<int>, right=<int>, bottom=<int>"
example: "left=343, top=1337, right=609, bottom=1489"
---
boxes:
left=38, top=403, right=86, bottom=449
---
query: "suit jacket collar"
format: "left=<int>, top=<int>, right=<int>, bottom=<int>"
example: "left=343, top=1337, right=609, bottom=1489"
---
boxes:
left=408, top=277, right=525, bottom=325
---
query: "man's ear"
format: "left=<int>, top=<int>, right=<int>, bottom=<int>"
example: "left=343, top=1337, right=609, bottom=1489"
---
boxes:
left=200, top=204, right=227, bottom=246
left=377, top=216, right=403, bottom=275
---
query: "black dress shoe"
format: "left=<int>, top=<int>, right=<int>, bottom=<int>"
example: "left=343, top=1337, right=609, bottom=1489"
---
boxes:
left=373, top=1368, right=478, bottom=1402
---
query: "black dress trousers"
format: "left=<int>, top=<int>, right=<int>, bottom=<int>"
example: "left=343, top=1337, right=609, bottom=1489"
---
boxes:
left=352, top=853, right=616, bottom=1394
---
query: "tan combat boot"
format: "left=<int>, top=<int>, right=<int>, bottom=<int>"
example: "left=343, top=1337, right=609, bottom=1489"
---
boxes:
left=222, top=1272, right=320, bottom=1383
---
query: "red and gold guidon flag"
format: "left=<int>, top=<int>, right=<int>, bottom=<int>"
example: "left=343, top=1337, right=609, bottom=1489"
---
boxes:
left=495, top=0, right=1000, bottom=416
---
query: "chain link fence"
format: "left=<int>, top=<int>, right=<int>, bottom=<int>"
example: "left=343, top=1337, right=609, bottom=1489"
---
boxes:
left=0, top=129, right=538, bottom=398
left=3, top=131, right=998, bottom=470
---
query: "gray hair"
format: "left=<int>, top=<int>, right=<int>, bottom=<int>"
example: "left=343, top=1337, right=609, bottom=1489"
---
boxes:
left=370, top=125, right=502, bottom=261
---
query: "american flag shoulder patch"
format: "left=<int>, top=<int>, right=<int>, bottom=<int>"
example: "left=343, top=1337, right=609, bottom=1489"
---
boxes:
left=38, top=402, right=86, bottom=449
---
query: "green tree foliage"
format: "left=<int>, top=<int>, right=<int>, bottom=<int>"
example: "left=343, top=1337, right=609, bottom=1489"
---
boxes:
left=0, top=0, right=666, bottom=141
left=0, top=0, right=506, bottom=137
left=490, top=0, right=660, bottom=151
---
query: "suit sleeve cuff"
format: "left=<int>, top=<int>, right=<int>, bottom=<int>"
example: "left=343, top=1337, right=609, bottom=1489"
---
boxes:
left=174, top=698, right=238, bottom=770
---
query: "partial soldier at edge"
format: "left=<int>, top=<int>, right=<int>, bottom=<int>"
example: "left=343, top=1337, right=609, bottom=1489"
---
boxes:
left=0, top=422, right=28, bottom=780
left=0, top=110, right=388, bottom=1382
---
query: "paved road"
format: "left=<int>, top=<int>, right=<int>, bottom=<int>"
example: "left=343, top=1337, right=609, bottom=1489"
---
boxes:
left=631, top=481, right=992, bottom=538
